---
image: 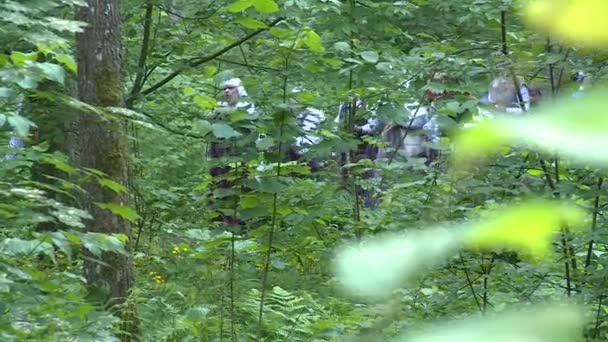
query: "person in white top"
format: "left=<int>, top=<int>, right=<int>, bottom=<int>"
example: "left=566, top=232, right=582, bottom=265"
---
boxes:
left=208, top=78, right=256, bottom=226
left=467, top=76, right=532, bottom=129
left=218, top=78, right=256, bottom=114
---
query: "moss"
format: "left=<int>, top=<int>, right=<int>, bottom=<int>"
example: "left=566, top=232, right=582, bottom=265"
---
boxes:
left=94, top=66, right=123, bottom=107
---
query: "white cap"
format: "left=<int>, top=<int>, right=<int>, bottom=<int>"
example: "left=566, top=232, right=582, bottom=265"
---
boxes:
left=224, top=78, right=248, bottom=97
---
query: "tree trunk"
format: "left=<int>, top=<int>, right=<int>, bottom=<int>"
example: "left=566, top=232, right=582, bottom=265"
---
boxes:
left=76, top=0, right=139, bottom=339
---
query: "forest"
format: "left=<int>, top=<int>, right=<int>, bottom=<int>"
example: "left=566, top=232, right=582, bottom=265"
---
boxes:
left=2, top=0, right=608, bottom=341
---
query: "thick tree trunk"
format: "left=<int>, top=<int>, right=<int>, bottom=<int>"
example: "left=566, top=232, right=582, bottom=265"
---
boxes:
left=76, top=0, right=139, bottom=339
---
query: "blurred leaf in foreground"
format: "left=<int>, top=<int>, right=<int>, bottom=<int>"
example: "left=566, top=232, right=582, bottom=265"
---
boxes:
left=334, top=200, right=587, bottom=298
left=452, top=86, right=608, bottom=170
left=398, top=303, right=585, bottom=342
left=523, top=0, right=608, bottom=48
left=464, top=200, right=586, bottom=261
left=334, top=228, right=460, bottom=299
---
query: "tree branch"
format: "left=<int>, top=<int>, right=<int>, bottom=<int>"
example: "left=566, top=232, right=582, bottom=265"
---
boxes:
left=127, top=0, right=154, bottom=109
left=157, top=4, right=219, bottom=21
left=137, top=17, right=286, bottom=99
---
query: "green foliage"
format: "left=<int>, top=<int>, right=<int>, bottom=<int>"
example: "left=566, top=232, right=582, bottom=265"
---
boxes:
left=4, top=0, right=608, bottom=341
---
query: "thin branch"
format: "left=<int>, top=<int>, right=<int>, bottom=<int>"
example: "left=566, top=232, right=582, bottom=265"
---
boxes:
left=157, top=4, right=219, bottom=21
left=459, top=252, right=483, bottom=312
left=216, top=58, right=280, bottom=72
left=137, top=17, right=286, bottom=98
left=127, top=0, right=154, bottom=108
left=585, top=177, right=603, bottom=269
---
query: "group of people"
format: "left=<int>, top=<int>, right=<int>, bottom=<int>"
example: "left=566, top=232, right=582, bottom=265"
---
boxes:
left=3, top=70, right=593, bottom=226
left=205, top=69, right=598, bottom=219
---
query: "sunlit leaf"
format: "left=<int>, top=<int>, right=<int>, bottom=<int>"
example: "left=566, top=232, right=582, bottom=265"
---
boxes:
left=452, top=87, right=608, bottom=169
left=183, top=86, right=195, bottom=96
left=193, top=95, right=217, bottom=109
left=335, top=200, right=587, bottom=298
left=269, top=27, right=291, bottom=38
left=238, top=17, right=268, bottom=29
left=98, top=178, right=128, bottom=194
left=523, top=0, right=608, bottom=47
left=252, top=0, right=279, bottom=13
left=335, top=228, right=460, bottom=298
left=304, top=30, right=325, bottom=53
left=464, top=200, right=586, bottom=260
left=55, top=54, right=77, bottom=73
left=226, top=0, right=253, bottom=12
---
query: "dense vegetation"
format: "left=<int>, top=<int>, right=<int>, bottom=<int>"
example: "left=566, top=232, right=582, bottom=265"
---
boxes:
left=1, top=0, right=608, bottom=341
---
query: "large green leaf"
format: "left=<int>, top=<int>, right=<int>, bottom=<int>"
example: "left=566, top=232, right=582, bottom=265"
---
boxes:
left=360, top=51, right=379, bottom=64
left=94, top=202, right=140, bottom=223
left=399, top=304, right=584, bottom=342
left=238, top=17, right=268, bottom=29
left=226, top=0, right=253, bottom=12
left=36, top=62, right=65, bottom=84
left=252, top=0, right=279, bottom=13
left=212, top=123, right=242, bottom=139
left=335, top=200, right=585, bottom=298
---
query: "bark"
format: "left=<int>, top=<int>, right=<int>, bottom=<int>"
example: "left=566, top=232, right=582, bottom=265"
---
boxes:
left=76, top=0, right=139, bottom=339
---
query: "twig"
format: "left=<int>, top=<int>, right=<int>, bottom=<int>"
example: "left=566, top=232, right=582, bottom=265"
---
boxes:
left=137, top=17, right=286, bottom=99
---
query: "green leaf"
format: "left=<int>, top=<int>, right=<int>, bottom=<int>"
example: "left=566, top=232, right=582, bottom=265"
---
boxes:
left=55, top=54, right=77, bottom=73
left=269, top=27, right=291, bottom=38
left=36, top=62, right=65, bottom=84
left=194, top=119, right=212, bottom=135
left=375, top=62, right=393, bottom=72
left=183, top=86, right=195, bottom=96
left=42, top=156, right=77, bottom=174
left=94, top=202, right=140, bottom=223
left=304, top=30, right=324, bottom=52
left=335, top=200, right=586, bottom=298
left=453, top=87, right=608, bottom=169
left=252, top=0, right=279, bottom=13
left=226, top=0, right=252, bottom=12
left=239, top=195, right=259, bottom=209
left=211, top=123, right=242, bottom=139
left=527, top=169, right=544, bottom=176
left=237, top=17, right=268, bottom=29
left=360, top=51, right=379, bottom=63
left=10, top=51, right=37, bottom=66
left=403, top=304, right=584, bottom=342
left=17, top=75, right=39, bottom=89
left=81, top=233, right=126, bottom=257
left=193, top=95, right=217, bottom=109
left=204, top=65, right=218, bottom=77
left=98, top=178, right=128, bottom=194
left=333, top=41, right=351, bottom=52
left=7, top=114, right=35, bottom=136
left=2, top=238, right=54, bottom=257
left=0, top=87, right=15, bottom=98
